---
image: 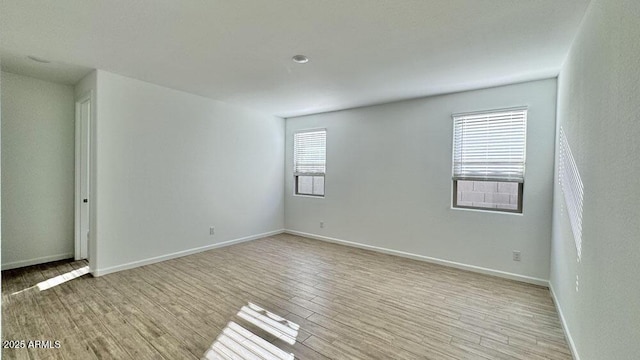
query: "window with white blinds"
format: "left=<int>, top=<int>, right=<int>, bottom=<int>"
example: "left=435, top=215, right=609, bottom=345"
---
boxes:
left=294, top=129, right=326, bottom=196
left=452, top=108, right=527, bottom=182
left=559, top=127, right=584, bottom=260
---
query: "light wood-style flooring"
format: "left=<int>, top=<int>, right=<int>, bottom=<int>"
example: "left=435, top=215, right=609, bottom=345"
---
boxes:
left=2, top=234, right=572, bottom=359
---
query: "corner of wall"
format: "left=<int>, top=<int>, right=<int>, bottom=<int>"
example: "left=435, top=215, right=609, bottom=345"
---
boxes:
left=548, top=282, right=581, bottom=360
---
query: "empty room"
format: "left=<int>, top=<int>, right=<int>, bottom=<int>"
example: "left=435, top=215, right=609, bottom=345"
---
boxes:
left=1, top=0, right=638, bottom=359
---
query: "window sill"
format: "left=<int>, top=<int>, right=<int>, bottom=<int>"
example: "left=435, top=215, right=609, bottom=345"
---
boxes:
left=293, top=194, right=325, bottom=199
left=450, top=206, right=523, bottom=216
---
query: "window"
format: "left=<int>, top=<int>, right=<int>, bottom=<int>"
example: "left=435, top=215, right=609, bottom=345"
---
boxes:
left=452, top=108, right=527, bottom=213
left=559, top=127, right=584, bottom=260
left=294, top=129, right=326, bottom=197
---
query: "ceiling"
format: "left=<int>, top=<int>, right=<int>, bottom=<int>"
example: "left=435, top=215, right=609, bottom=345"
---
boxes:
left=1, top=50, right=92, bottom=85
left=1, top=0, right=590, bottom=118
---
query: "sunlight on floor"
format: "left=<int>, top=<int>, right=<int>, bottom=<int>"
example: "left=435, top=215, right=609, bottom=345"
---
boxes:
left=10, top=265, right=90, bottom=295
left=238, top=302, right=299, bottom=345
left=203, top=302, right=299, bottom=360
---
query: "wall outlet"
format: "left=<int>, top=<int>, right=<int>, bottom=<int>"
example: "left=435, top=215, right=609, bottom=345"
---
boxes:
left=320, top=221, right=324, bottom=228
left=209, top=227, right=215, bottom=235
left=512, top=251, right=521, bottom=261
left=575, top=275, right=579, bottom=292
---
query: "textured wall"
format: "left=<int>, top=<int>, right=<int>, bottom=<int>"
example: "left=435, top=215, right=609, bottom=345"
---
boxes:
left=1, top=71, right=75, bottom=268
left=550, top=0, right=640, bottom=358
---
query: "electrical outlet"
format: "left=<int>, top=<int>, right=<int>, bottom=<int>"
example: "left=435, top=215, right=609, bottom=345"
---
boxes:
left=209, top=227, right=215, bottom=235
left=512, top=251, right=521, bottom=261
left=575, top=275, right=579, bottom=292
left=320, top=221, right=324, bottom=228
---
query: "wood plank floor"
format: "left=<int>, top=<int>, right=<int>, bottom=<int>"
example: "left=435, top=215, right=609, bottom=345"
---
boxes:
left=2, top=234, right=572, bottom=360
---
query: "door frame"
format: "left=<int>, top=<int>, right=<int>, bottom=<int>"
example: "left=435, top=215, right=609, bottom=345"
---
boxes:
left=74, top=91, right=92, bottom=260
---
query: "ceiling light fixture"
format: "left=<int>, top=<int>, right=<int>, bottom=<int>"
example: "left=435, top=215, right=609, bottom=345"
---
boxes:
left=292, top=55, right=309, bottom=64
left=27, top=55, right=51, bottom=64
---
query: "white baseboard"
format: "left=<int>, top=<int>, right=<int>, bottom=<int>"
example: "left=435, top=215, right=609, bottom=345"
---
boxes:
left=2, top=253, right=74, bottom=271
left=549, top=282, right=580, bottom=360
left=92, top=229, right=285, bottom=277
left=284, top=229, right=549, bottom=287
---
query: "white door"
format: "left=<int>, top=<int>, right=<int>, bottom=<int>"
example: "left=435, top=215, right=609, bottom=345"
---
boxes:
left=75, top=94, right=91, bottom=260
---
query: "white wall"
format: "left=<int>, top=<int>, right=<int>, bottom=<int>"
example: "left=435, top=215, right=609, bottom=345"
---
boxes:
left=285, top=79, right=557, bottom=282
left=92, top=71, right=284, bottom=274
left=550, top=0, right=640, bottom=359
left=1, top=71, right=75, bottom=269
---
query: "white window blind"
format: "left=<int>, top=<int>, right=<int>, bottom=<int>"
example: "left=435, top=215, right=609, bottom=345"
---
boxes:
left=559, top=127, right=584, bottom=260
left=453, top=108, right=527, bottom=182
left=294, top=130, right=326, bottom=175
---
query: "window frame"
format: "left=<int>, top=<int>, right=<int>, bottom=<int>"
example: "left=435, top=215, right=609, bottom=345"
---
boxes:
left=452, top=180, right=524, bottom=214
left=451, top=107, right=527, bottom=214
left=294, top=175, right=325, bottom=197
left=293, top=128, right=326, bottom=198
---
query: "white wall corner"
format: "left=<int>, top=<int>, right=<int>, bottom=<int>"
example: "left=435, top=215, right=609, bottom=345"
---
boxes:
left=549, top=282, right=580, bottom=360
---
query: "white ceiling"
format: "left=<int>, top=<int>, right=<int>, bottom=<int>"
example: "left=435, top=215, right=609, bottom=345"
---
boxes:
left=1, top=50, right=92, bottom=85
left=1, top=0, right=590, bottom=118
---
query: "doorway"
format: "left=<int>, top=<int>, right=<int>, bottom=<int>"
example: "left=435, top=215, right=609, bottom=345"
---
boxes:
left=74, top=93, right=91, bottom=260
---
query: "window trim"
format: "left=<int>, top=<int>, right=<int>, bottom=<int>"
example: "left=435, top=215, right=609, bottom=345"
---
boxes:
left=293, top=128, right=327, bottom=198
left=451, top=106, right=527, bottom=214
